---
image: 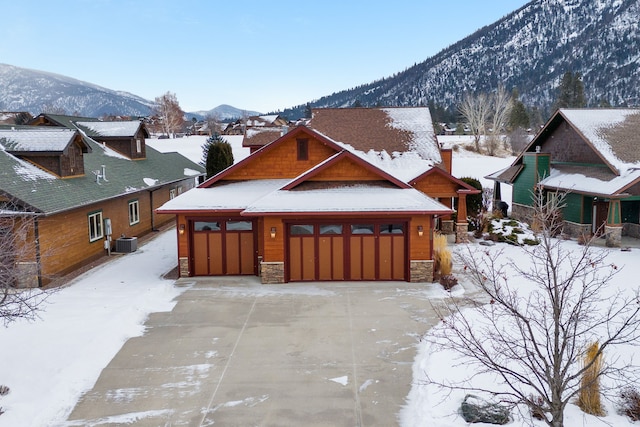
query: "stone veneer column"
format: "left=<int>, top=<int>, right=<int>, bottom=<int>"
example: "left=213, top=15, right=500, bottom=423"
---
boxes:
left=261, top=262, right=285, bottom=284
left=456, top=222, right=469, bottom=243
left=179, top=257, right=189, bottom=277
left=410, top=260, right=434, bottom=283
left=605, top=226, right=622, bottom=248
left=15, top=262, right=38, bottom=288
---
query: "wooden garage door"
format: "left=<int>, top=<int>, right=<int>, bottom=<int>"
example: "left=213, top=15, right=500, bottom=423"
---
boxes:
left=287, top=222, right=406, bottom=282
left=192, top=220, right=255, bottom=276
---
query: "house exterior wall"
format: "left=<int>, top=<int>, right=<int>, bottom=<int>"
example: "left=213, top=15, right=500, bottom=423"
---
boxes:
left=223, top=135, right=336, bottom=180
left=32, top=179, right=191, bottom=285
left=513, top=153, right=550, bottom=206
left=540, top=121, right=605, bottom=165
left=101, top=135, right=146, bottom=160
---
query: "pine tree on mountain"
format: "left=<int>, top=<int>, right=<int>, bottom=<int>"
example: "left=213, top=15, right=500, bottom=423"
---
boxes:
left=554, top=71, right=586, bottom=110
left=508, top=88, right=530, bottom=131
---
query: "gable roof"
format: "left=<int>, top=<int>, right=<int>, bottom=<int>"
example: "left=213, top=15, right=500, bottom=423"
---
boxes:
left=408, top=165, right=482, bottom=194
left=516, top=108, right=640, bottom=176
left=75, top=120, right=147, bottom=138
left=0, top=126, right=91, bottom=154
left=282, top=150, right=411, bottom=190
left=0, top=126, right=204, bottom=215
left=491, top=108, right=640, bottom=196
left=308, top=107, right=441, bottom=162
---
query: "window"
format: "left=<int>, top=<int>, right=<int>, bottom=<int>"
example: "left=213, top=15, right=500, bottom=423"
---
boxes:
left=136, top=139, right=142, bottom=153
left=194, top=221, right=221, bottom=231
left=170, top=189, right=176, bottom=199
left=297, top=138, right=309, bottom=161
left=128, top=200, right=140, bottom=225
left=177, top=185, right=184, bottom=195
left=88, top=211, right=103, bottom=242
left=226, top=221, right=252, bottom=231
left=351, top=224, right=374, bottom=234
left=380, top=224, right=404, bottom=234
left=290, top=224, right=314, bottom=235
left=320, top=224, right=342, bottom=235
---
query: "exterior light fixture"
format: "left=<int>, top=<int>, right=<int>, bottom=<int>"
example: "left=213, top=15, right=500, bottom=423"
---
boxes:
left=179, top=224, right=185, bottom=235
left=270, top=227, right=277, bottom=238
left=417, top=225, right=424, bottom=237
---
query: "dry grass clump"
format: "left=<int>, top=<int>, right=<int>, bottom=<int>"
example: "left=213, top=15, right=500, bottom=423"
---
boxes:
left=578, top=342, right=605, bottom=416
left=433, top=233, right=452, bottom=277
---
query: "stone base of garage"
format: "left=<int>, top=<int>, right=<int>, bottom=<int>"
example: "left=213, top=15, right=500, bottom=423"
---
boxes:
left=261, top=261, right=285, bottom=284
left=410, top=260, right=434, bottom=283
left=179, top=257, right=189, bottom=277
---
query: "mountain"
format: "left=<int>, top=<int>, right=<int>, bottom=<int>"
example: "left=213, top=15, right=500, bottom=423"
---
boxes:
left=186, top=104, right=262, bottom=122
left=279, top=0, right=640, bottom=120
left=0, top=63, right=156, bottom=117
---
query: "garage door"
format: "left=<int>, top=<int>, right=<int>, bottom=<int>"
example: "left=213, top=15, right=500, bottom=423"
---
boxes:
left=192, top=219, right=256, bottom=276
left=287, top=222, right=406, bottom=282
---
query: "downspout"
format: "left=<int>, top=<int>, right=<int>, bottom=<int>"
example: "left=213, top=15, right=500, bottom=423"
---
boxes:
left=148, top=188, right=158, bottom=231
left=34, top=217, right=42, bottom=288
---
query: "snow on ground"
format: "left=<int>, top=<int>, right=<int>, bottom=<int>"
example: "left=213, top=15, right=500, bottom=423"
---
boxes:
left=0, top=230, right=185, bottom=427
left=400, top=240, right=640, bottom=427
left=147, top=134, right=249, bottom=165
left=2, top=137, right=634, bottom=426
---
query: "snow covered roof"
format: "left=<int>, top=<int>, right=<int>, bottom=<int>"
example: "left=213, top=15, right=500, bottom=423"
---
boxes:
left=559, top=108, right=640, bottom=174
left=75, top=120, right=143, bottom=137
left=540, top=165, right=640, bottom=197
left=0, top=127, right=78, bottom=153
left=307, top=107, right=441, bottom=182
left=243, top=184, right=452, bottom=215
left=157, top=179, right=288, bottom=212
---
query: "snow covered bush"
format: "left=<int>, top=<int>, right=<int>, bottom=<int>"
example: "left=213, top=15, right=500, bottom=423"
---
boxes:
left=618, top=387, right=640, bottom=421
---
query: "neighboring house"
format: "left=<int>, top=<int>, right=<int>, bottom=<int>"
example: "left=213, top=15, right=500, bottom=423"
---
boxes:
left=158, top=107, right=478, bottom=284
left=0, top=116, right=205, bottom=287
left=487, top=108, right=640, bottom=247
left=224, top=114, right=289, bottom=137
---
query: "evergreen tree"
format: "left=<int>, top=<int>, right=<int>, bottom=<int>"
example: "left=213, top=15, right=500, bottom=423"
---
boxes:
left=304, top=103, right=312, bottom=118
left=508, top=88, right=530, bottom=131
left=201, top=133, right=234, bottom=179
left=554, top=71, right=586, bottom=110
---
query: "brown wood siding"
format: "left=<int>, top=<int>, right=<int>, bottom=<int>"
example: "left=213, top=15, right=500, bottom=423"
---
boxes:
left=409, top=215, right=431, bottom=260
left=101, top=137, right=146, bottom=160
left=262, top=217, right=284, bottom=262
left=412, top=173, right=459, bottom=199
left=309, top=157, right=384, bottom=181
left=541, top=121, right=606, bottom=165
left=34, top=181, right=189, bottom=284
left=223, top=136, right=337, bottom=180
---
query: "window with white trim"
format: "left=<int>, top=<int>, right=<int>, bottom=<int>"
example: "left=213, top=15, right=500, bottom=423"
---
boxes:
left=136, top=139, right=142, bottom=153
left=170, top=189, right=176, bottom=199
left=128, top=200, right=140, bottom=225
left=88, top=211, right=103, bottom=242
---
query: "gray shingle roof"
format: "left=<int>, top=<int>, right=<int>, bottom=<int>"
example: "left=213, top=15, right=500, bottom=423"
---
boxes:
left=0, top=127, right=78, bottom=153
left=0, top=132, right=204, bottom=215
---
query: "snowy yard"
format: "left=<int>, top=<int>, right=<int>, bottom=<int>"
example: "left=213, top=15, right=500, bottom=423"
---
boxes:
left=1, top=137, right=638, bottom=426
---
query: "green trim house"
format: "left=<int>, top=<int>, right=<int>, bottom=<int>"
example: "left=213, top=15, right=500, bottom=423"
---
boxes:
left=488, top=108, right=640, bottom=247
left=0, top=115, right=204, bottom=286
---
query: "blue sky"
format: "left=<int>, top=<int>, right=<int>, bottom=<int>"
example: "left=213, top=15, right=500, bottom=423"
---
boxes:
left=1, top=1, right=529, bottom=113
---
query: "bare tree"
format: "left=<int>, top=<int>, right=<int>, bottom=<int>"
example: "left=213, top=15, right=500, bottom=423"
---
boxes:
left=458, top=92, right=489, bottom=152
left=458, top=87, right=512, bottom=155
left=153, top=91, right=185, bottom=138
left=485, top=86, right=512, bottom=156
left=431, top=190, right=640, bottom=427
left=0, top=199, right=50, bottom=326
left=204, top=112, right=221, bottom=136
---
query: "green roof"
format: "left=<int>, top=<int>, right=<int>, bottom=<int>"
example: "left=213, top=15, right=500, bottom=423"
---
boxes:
left=0, top=129, right=204, bottom=215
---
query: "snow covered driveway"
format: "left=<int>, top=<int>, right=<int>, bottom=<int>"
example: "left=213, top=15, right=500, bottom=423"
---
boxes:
left=66, top=276, right=450, bottom=426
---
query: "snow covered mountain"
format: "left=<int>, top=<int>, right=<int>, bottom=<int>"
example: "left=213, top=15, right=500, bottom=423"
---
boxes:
left=281, top=0, right=639, bottom=119
left=188, top=104, right=262, bottom=121
left=0, top=63, right=155, bottom=117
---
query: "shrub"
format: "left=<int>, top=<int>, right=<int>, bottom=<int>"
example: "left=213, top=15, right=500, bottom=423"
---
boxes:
left=440, top=274, right=458, bottom=291
left=578, top=342, right=605, bottom=416
left=529, top=394, right=546, bottom=420
left=619, top=387, right=640, bottom=421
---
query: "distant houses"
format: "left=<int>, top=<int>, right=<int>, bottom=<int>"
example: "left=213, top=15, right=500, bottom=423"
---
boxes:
left=0, top=114, right=205, bottom=287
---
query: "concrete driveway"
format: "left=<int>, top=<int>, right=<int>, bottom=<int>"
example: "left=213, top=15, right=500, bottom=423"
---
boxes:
left=66, top=277, right=444, bottom=426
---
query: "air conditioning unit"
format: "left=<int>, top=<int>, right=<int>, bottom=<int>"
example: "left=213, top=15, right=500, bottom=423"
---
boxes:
left=115, top=237, right=137, bottom=253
